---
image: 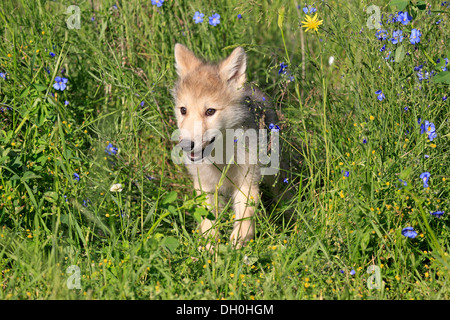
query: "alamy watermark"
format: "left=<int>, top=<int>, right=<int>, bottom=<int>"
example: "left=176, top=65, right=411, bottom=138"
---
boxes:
left=366, top=265, right=382, bottom=289
left=366, top=5, right=382, bottom=30
left=66, top=265, right=81, bottom=290
left=66, top=5, right=81, bottom=30
left=170, top=123, right=280, bottom=176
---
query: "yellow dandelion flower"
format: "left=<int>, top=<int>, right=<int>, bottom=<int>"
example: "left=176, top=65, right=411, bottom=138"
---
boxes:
left=301, top=13, right=323, bottom=33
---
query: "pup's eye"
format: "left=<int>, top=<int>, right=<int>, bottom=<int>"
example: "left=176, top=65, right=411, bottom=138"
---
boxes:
left=180, top=107, right=187, bottom=115
left=205, top=108, right=216, bottom=116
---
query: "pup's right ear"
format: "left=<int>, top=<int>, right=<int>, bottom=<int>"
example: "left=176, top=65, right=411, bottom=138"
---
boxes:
left=174, top=43, right=202, bottom=77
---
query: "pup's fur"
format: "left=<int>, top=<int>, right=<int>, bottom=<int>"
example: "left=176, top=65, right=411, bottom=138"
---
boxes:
left=172, top=44, right=277, bottom=249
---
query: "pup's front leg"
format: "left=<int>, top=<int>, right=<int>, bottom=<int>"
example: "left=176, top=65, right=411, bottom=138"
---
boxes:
left=230, top=183, right=259, bottom=248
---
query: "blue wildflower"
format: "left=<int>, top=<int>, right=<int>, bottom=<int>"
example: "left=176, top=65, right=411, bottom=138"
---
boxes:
left=401, top=227, right=418, bottom=238
left=420, top=120, right=437, bottom=141
left=419, top=172, right=431, bottom=188
left=398, top=179, right=407, bottom=188
left=49, top=52, right=56, bottom=57
left=350, top=269, right=355, bottom=276
left=397, top=11, right=412, bottom=25
left=278, top=62, right=288, bottom=75
left=410, top=29, right=421, bottom=45
left=0, top=72, right=6, bottom=80
left=386, top=13, right=398, bottom=23
left=375, top=29, right=389, bottom=40
left=391, top=30, right=403, bottom=44
left=302, top=5, right=317, bottom=14
left=73, top=173, right=80, bottom=181
left=151, top=0, right=164, bottom=7
left=430, top=211, right=444, bottom=218
left=269, top=123, right=280, bottom=131
left=375, top=90, right=385, bottom=101
left=209, top=13, right=220, bottom=26
left=237, top=14, right=242, bottom=19
left=283, top=178, right=289, bottom=183
left=53, top=76, right=68, bottom=91
left=105, top=143, right=118, bottom=155
left=441, top=58, right=449, bottom=71
left=193, top=11, right=204, bottom=24
left=343, top=171, right=350, bottom=177
left=384, top=50, right=392, bottom=60
left=380, top=44, right=386, bottom=52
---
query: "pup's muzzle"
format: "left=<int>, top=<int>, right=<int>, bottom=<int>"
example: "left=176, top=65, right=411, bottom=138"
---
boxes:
left=178, top=138, right=216, bottom=162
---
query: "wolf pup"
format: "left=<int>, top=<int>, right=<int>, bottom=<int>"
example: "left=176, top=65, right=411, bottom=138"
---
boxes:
left=172, top=44, right=278, bottom=249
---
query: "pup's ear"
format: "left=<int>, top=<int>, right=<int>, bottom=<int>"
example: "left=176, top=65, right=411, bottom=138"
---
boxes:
left=219, top=47, right=247, bottom=88
left=174, top=43, right=202, bottom=77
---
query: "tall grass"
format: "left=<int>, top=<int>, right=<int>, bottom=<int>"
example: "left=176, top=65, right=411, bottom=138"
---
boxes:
left=0, top=0, right=448, bottom=299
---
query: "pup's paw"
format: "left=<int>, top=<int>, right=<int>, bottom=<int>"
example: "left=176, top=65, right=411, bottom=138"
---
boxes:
left=197, top=243, right=216, bottom=253
left=230, top=222, right=254, bottom=249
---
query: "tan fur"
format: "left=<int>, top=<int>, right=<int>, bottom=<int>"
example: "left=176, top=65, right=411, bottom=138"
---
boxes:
left=172, top=44, right=272, bottom=249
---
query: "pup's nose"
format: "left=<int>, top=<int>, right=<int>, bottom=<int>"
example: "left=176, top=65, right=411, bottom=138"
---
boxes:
left=179, top=139, right=195, bottom=152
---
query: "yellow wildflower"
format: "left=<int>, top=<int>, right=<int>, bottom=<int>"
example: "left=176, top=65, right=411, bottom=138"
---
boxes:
left=301, top=13, right=323, bottom=33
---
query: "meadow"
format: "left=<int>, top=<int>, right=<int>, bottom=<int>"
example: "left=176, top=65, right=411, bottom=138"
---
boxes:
left=0, top=0, right=449, bottom=300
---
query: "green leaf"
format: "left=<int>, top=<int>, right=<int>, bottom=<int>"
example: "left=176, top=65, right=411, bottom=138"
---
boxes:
left=432, top=71, right=450, bottom=84
left=44, top=191, right=58, bottom=203
left=399, top=167, right=412, bottom=180
left=360, top=231, right=371, bottom=251
left=19, top=86, right=30, bottom=99
left=160, top=236, right=180, bottom=254
left=395, top=45, right=406, bottom=63
left=21, top=171, right=42, bottom=182
left=33, top=83, right=47, bottom=92
left=390, top=0, right=409, bottom=11
left=193, top=207, right=215, bottom=223
left=161, top=191, right=177, bottom=205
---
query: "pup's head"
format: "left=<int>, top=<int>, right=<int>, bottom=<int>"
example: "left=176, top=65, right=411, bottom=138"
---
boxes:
left=172, top=43, right=247, bottom=162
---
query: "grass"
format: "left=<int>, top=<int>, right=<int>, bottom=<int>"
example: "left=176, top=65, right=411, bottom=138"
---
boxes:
left=0, top=0, right=449, bottom=300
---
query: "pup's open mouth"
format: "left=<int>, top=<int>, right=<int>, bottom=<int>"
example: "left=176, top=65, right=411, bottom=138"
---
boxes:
left=188, top=137, right=215, bottom=162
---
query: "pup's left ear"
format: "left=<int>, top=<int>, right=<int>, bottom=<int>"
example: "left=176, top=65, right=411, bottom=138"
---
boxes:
left=219, top=47, right=247, bottom=89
